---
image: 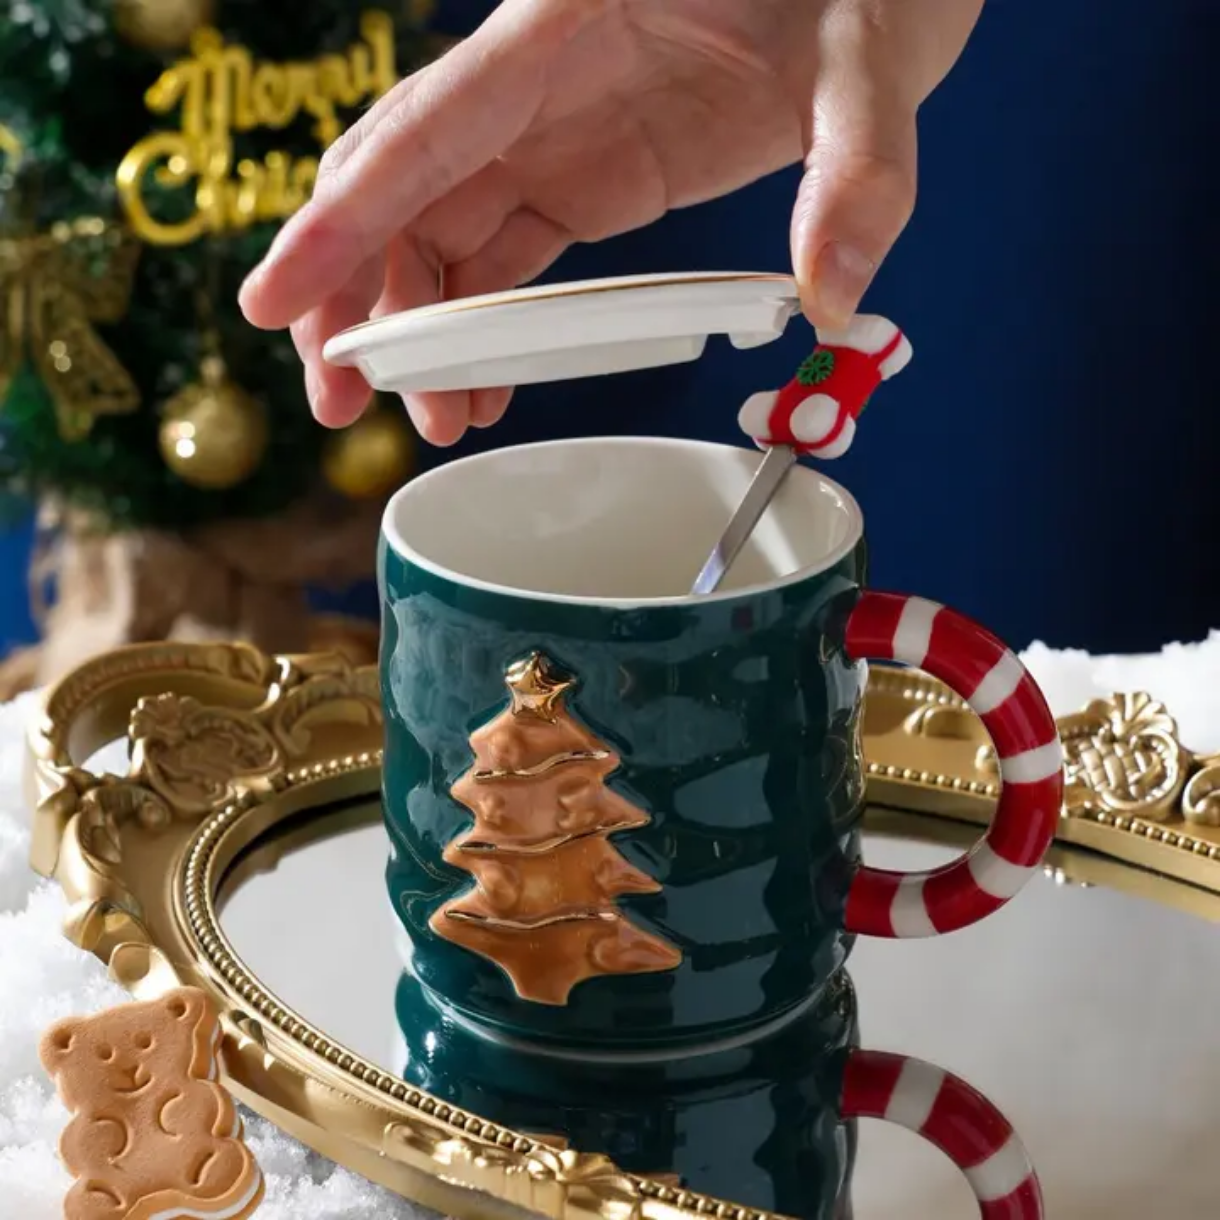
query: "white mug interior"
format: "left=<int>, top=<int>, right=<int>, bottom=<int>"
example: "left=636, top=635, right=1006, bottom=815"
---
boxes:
left=382, top=436, right=864, bottom=606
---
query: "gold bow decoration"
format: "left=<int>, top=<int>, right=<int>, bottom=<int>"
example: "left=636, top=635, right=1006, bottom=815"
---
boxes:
left=2, top=122, right=141, bottom=444
left=1, top=191, right=142, bottom=441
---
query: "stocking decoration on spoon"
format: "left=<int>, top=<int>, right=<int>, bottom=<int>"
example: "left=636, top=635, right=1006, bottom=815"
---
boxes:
left=690, top=315, right=913, bottom=596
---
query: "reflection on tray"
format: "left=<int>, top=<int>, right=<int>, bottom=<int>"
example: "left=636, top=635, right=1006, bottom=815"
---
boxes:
left=216, top=792, right=1220, bottom=1220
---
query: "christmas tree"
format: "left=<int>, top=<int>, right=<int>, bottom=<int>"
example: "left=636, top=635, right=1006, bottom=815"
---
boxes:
left=431, top=653, right=682, bottom=1006
left=0, top=1, right=444, bottom=690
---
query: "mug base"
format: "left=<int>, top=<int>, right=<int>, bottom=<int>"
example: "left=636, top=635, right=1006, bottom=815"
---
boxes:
left=394, top=963, right=861, bottom=1219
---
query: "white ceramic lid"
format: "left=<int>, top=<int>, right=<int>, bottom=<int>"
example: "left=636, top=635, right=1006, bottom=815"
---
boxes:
left=322, top=271, right=800, bottom=393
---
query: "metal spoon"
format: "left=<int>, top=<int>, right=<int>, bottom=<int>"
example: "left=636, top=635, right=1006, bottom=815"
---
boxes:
left=689, top=446, right=797, bottom=596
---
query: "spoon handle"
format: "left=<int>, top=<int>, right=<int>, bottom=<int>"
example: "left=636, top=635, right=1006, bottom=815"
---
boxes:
left=689, top=445, right=797, bottom=596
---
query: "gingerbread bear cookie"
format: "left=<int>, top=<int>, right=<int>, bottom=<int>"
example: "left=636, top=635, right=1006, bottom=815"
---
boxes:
left=40, top=987, right=264, bottom=1220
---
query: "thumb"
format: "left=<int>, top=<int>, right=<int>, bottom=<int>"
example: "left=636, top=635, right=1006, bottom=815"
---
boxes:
left=791, top=35, right=918, bottom=331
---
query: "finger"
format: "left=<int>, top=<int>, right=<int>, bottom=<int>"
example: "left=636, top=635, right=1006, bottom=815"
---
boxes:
left=471, top=387, right=513, bottom=428
left=289, top=109, right=538, bottom=438
left=291, top=256, right=384, bottom=428
left=443, top=206, right=571, bottom=300
left=410, top=158, right=522, bottom=270
left=364, top=233, right=478, bottom=447
left=405, top=386, right=511, bottom=444
left=401, top=391, right=468, bottom=447
left=238, top=70, right=432, bottom=330
left=400, top=207, right=568, bottom=443
left=791, top=10, right=919, bottom=330
left=239, top=2, right=587, bottom=331
left=309, top=62, right=431, bottom=180
left=372, top=235, right=503, bottom=447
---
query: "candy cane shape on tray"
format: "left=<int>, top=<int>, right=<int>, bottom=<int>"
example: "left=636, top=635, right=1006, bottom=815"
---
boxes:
left=844, top=592, right=1064, bottom=937
left=842, top=1050, right=1044, bottom=1218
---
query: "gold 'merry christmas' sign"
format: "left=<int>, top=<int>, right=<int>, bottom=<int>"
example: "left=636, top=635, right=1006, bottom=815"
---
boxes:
left=117, top=11, right=398, bottom=246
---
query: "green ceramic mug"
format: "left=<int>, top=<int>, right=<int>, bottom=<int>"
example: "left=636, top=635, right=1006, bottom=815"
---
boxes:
left=379, top=435, right=1063, bottom=1050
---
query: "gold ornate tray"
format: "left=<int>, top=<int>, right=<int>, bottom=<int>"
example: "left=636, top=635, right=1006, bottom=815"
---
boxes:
left=24, top=644, right=1220, bottom=1220
left=863, top=665, right=1220, bottom=900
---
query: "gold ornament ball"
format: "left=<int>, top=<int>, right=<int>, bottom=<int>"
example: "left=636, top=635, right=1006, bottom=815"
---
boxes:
left=322, top=407, right=417, bottom=497
left=114, top=0, right=216, bottom=51
left=322, top=407, right=417, bottom=500
left=159, top=358, right=269, bottom=491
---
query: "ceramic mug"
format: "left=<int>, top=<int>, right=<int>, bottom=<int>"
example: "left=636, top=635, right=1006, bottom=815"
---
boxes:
left=394, top=967, right=1042, bottom=1219
left=379, top=436, right=1064, bottom=1049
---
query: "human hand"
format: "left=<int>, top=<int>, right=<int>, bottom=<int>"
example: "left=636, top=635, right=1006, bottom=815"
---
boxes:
left=239, top=0, right=983, bottom=446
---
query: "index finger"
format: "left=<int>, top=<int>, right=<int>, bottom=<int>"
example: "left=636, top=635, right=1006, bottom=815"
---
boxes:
left=238, top=1, right=580, bottom=332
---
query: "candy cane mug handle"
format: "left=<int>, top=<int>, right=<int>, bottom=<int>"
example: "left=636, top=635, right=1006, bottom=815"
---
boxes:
left=841, top=1049, right=1044, bottom=1218
left=844, top=593, right=1064, bottom=936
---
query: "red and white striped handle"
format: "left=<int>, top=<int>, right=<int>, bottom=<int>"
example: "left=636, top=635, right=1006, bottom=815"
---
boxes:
left=842, top=1049, right=1043, bottom=1218
left=845, top=591, right=1063, bottom=937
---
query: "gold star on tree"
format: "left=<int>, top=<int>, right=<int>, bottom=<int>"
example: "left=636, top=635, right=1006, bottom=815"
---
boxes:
left=505, top=652, right=574, bottom=721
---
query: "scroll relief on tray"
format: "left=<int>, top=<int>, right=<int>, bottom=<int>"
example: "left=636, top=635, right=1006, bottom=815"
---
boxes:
left=27, top=641, right=381, bottom=946
left=872, top=666, right=1220, bottom=833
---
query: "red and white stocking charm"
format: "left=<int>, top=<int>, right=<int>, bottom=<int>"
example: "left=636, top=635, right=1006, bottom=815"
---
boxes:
left=738, top=315, right=912, bottom=459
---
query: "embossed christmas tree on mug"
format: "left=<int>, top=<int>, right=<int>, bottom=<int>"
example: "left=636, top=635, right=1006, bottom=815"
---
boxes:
left=430, top=653, right=682, bottom=1005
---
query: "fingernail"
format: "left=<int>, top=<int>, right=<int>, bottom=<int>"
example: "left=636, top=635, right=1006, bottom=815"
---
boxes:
left=305, top=368, right=321, bottom=415
left=237, top=267, right=263, bottom=315
left=402, top=394, right=439, bottom=446
left=812, top=242, right=876, bottom=329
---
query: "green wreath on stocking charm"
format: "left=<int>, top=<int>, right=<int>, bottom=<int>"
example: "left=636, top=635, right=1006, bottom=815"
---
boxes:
left=796, top=348, right=837, bottom=386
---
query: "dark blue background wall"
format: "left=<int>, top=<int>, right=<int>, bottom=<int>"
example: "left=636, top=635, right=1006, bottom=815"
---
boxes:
left=3, top=0, right=1216, bottom=658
